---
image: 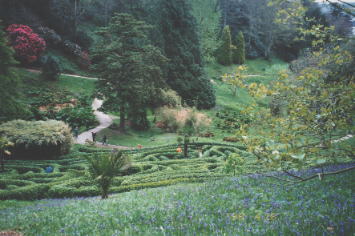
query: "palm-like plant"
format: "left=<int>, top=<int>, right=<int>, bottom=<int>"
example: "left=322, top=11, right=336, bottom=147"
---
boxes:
left=85, top=150, right=130, bottom=199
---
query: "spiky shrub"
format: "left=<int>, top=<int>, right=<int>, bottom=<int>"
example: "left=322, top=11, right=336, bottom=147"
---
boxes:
left=216, top=26, right=232, bottom=66
left=0, top=120, right=72, bottom=160
left=85, top=151, right=131, bottom=199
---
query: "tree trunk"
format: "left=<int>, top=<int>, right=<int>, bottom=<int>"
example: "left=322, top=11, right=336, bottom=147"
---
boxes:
left=120, top=104, right=125, bottom=131
left=0, top=152, right=4, bottom=172
left=184, top=136, right=189, bottom=158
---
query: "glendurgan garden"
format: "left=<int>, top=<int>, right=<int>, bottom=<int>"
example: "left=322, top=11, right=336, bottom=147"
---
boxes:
left=0, top=0, right=354, bottom=235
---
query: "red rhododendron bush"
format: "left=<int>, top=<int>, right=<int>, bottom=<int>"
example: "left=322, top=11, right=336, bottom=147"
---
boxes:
left=6, top=24, right=46, bottom=64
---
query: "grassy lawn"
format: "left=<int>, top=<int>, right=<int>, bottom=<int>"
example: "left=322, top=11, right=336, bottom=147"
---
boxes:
left=58, top=75, right=96, bottom=97
left=1, top=164, right=353, bottom=235
left=97, top=126, right=179, bottom=147
left=17, top=69, right=96, bottom=97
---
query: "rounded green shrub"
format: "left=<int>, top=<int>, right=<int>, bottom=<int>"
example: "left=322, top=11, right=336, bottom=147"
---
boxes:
left=0, top=120, right=73, bottom=160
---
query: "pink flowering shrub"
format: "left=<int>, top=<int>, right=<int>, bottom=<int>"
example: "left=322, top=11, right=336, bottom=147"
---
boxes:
left=6, top=24, right=46, bottom=64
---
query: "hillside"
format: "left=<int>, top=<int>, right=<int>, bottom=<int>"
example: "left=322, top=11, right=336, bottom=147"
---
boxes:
left=0, top=1, right=354, bottom=235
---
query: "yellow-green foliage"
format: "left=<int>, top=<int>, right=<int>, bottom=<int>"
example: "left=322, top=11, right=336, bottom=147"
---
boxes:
left=0, top=120, right=73, bottom=159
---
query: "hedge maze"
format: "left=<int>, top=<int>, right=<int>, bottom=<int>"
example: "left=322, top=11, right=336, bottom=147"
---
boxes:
left=0, top=142, right=256, bottom=200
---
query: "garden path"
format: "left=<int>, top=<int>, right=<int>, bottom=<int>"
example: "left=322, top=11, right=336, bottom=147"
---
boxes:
left=26, top=68, right=98, bottom=80
left=75, top=98, right=112, bottom=144
left=75, top=99, right=132, bottom=150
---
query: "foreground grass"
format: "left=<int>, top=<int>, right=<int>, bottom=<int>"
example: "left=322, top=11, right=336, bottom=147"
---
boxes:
left=1, top=167, right=353, bottom=235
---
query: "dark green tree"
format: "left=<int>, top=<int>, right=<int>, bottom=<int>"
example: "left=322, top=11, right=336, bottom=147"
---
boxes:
left=42, top=56, right=61, bottom=81
left=159, top=0, right=215, bottom=109
left=92, top=13, right=167, bottom=131
left=216, top=25, right=232, bottom=65
left=233, top=31, right=245, bottom=64
left=0, top=21, right=28, bottom=122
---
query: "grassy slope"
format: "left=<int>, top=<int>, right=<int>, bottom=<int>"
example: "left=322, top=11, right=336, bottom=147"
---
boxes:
left=17, top=69, right=95, bottom=103
left=98, top=58, right=288, bottom=147
left=17, top=69, right=95, bottom=98
left=0, top=167, right=353, bottom=235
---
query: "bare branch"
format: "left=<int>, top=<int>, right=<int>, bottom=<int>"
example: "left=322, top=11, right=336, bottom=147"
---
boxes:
left=324, top=0, right=355, bottom=17
left=337, top=0, right=355, bottom=8
left=260, top=166, right=355, bottom=185
left=283, top=170, right=305, bottom=180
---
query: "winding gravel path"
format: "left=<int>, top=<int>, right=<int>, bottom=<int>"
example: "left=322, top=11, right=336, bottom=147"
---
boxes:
left=75, top=98, right=113, bottom=144
left=74, top=99, right=132, bottom=150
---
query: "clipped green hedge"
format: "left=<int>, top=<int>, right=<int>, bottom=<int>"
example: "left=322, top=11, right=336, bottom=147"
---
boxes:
left=0, top=184, right=50, bottom=200
left=0, top=120, right=73, bottom=160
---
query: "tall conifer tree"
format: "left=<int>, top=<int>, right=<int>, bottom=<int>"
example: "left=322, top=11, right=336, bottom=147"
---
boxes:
left=233, top=31, right=245, bottom=64
left=159, top=0, right=215, bottom=109
left=216, top=25, right=232, bottom=65
left=92, top=14, right=167, bottom=131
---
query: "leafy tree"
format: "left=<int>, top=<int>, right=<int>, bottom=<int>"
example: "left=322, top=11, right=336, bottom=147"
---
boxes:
left=219, top=0, right=304, bottom=60
left=189, top=0, right=221, bottom=63
left=230, top=1, right=355, bottom=181
left=0, top=22, right=29, bottom=122
left=159, top=0, right=216, bottom=109
left=92, top=13, right=167, bottom=131
left=216, top=25, right=232, bottom=65
left=85, top=151, right=130, bottom=199
left=222, top=65, right=247, bottom=96
left=233, top=31, right=245, bottom=64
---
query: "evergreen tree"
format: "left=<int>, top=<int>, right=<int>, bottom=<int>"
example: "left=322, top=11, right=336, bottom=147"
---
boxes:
left=92, top=14, right=167, bottom=131
left=216, top=25, right=232, bottom=65
left=42, top=56, right=61, bottom=81
left=233, top=31, right=245, bottom=64
left=159, top=0, right=215, bottom=109
left=0, top=21, right=28, bottom=122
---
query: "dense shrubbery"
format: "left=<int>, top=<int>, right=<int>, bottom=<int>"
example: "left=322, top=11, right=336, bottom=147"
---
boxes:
left=37, top=26, right=62, bottom=47
left=26, top=85, right=96, bottom=129
left=0, top=120, right=73, bottom=160
left=215, top=107, right=251, bottom=132
left=55, top=106, right=97, bottom=129
left=6, top=24, right=46, bottom=64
